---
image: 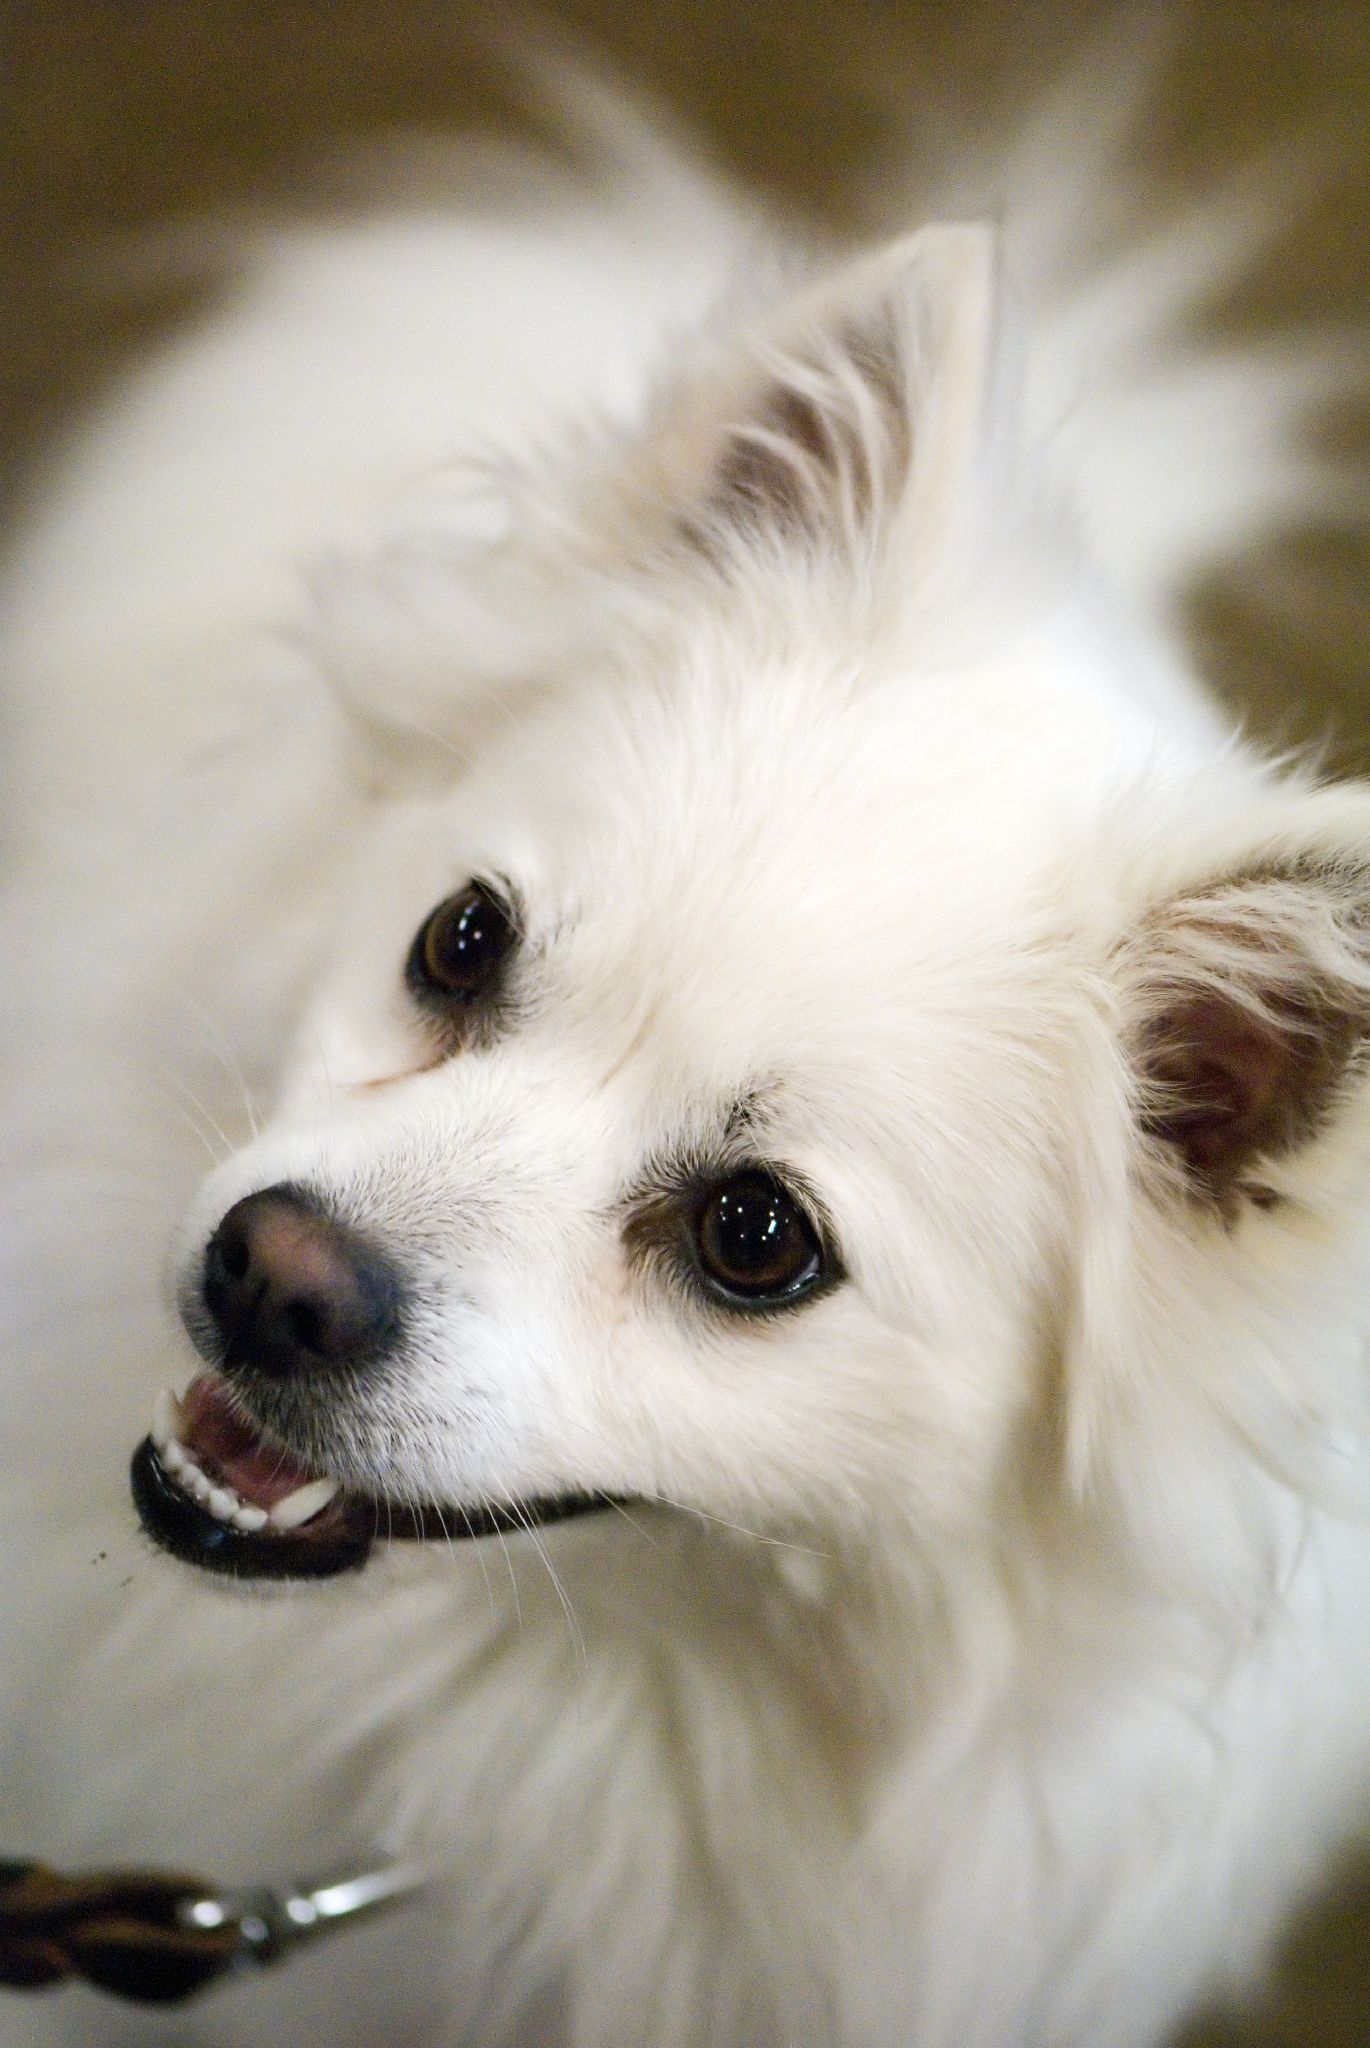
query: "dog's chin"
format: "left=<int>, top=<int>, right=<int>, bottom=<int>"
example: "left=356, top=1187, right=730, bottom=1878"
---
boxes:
left=129, top=1372, right=619, bottom=1582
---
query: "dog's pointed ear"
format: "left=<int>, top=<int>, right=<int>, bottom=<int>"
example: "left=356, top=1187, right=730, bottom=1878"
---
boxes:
left=652, top=223, right=1004, bottom=579
left=1063, top=790, right=1370, bottom=1507
left=309, top=226, right=1004, bottom=785
left=1110, top=796, right=1370, bottom=1211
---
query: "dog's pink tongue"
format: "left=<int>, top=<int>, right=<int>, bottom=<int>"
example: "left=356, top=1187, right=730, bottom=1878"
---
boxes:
left=180, top=1373, right=319, bottom=1510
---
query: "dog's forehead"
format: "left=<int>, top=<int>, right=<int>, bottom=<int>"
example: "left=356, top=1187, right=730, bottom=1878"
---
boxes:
left=472, top=644, right=1089, bottom=920
left=437, top=652, right=1084, bottom=1115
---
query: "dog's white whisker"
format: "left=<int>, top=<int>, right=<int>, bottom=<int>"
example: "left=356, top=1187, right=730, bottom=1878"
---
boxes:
left=477, top=1492, right=523, bottom=1631
left=161, top=1099, right=228, bottom=1167
left=203, top=1028, right=264, bottom=1141
left=502, top=1491, right=587, bottom=1671
left=636, top=1493, right=834, bottom=1562
left=443, top=1499, right=497, bottom=1617
left=168, top=990, right=266, bottom=1140
left=599, top=1495, right=662, bottom=1551
left=153, top=1064, right=240, bottom=1163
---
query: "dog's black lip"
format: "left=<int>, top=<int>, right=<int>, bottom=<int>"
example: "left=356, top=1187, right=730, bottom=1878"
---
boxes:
left=129, top=1435, right=622, bottom=1582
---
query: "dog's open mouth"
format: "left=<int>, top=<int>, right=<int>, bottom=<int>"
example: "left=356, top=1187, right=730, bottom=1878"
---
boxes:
left=130, top=1374, right=615, bottom=1580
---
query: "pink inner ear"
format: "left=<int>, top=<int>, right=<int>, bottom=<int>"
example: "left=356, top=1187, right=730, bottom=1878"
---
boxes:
left=1143, top=995, right=1293, bottom=1186
left=1139, top=965, right=1367, bottom=1203
left=1124, top=856, right=1370, bottom=1206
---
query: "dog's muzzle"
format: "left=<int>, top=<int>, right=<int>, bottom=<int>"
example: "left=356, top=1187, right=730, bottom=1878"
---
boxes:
left=133, top=1182, right=624, bottom=1580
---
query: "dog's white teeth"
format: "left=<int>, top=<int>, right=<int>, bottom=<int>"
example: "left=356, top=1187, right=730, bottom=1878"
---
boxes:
left=194, top=1477, right=245, bottom=1526
left=150, top=1393, right=334, bottom=1533
left=151, top=1388, right=185, bottom=1452
left=269, top=1478, right=340, bottom=1532
left=152, top=1417, right=248, bottom=1525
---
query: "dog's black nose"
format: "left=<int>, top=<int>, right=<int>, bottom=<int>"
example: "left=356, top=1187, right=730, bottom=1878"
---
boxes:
left=201, top=1184, right=404, bottom=1379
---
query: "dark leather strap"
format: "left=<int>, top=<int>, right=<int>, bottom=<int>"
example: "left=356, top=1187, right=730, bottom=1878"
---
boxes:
left=0, top=1858, right=245, bottom=2005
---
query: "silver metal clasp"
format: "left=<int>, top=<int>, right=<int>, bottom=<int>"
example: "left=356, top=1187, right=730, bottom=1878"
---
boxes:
left=177, top=1856, right=432, bottom=1972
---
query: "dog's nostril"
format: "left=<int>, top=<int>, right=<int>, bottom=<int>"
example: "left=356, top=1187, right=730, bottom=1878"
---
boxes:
left=284, top=1298, right=326, bottom=1356
left=218, top=1227, right=251, bottom=1284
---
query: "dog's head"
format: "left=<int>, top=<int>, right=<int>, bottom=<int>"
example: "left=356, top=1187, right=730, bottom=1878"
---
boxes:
left=135, top=226, right=1370, bottom=1583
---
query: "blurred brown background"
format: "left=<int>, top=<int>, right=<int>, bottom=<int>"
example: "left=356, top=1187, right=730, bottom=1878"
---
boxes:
left=4, top=4, right=1368, bottom=2042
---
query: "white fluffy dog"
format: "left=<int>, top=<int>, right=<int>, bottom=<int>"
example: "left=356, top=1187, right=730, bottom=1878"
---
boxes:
left=3, top=58, right=1369, bottom=2048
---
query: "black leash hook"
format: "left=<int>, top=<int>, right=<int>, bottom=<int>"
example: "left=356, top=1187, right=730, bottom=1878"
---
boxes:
left=0, top=1854, right=430, bottom=2005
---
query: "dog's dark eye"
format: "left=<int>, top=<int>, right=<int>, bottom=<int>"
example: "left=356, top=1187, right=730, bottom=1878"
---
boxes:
left=408, top=883, right=516, bottom=1004
left=691, top=1170, right=825, bottom=1307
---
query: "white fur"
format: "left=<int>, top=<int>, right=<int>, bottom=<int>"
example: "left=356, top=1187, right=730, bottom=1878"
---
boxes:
left=3, top=61, right=1369, bottom=2048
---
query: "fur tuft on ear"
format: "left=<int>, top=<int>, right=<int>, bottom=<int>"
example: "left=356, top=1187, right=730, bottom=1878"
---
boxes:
left=1115, top=847, right=1370, bottom=1209
left=702, top=304, right=911, bottom=548
left=654, top=223, right=1004, bottom=581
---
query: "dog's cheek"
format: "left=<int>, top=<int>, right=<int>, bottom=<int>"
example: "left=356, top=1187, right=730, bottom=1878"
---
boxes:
left=552, top=1292, right=855, bottom=1526
left=371, top=1274, right=599, bottom=1503
left=577, top=1252, right=1043, bottom=1537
